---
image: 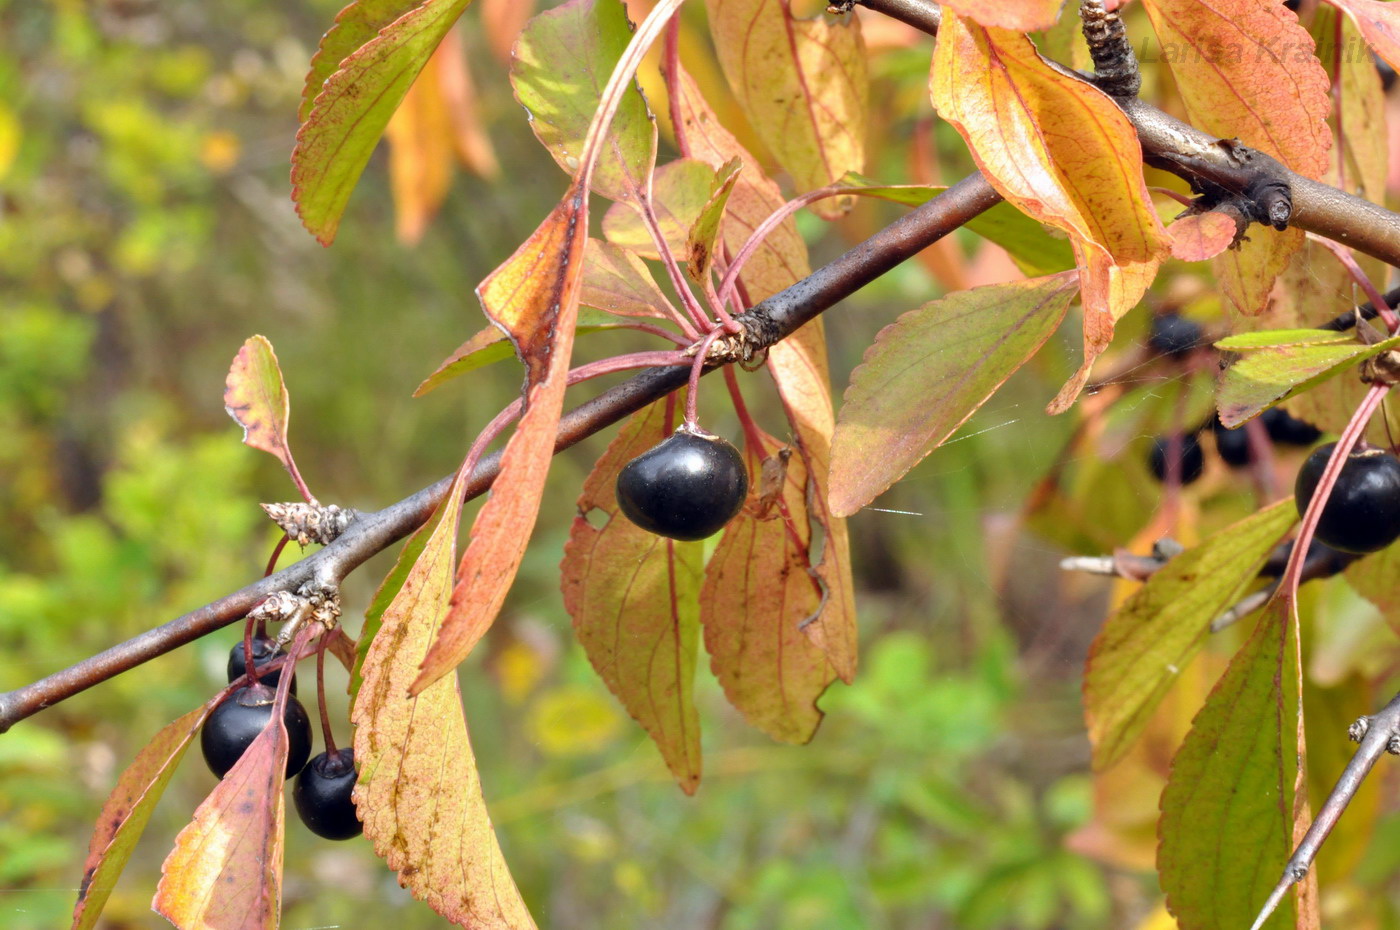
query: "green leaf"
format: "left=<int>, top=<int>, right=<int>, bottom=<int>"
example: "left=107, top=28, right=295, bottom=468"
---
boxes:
left=71, top=705, right=211, bottom=930
left=292, top=0, right=473, bottom=245
left=686, top=157, right=742, bottom=284
left=836, top=172, right=1077, bottom=276
left=1083, top=499, right=1297, bottom=771
left=829, top=274, right=1078, bottom=517
left=511, top=0, right=656, bottom=204
left=299, top=0, right=423, bottom=122
left=1215, top=329, right=1356, bottom=350
left=1159, top=595, right=1311, bottom=930
left=1216, top=332, right=1400, bottom=427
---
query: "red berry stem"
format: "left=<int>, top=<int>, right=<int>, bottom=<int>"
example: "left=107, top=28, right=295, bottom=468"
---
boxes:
left=1308, top=234, right=1400, bottom=334
left=315, top=638, right=340, bottom=759
left=684, top=330, right=725, bottom=431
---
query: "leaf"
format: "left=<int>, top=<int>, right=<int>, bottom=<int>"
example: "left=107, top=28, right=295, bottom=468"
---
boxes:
left=1328, top=1, right=1400, bottom=94
left=352, top=466, right=536, bottom=927
left=1344, top=545, right=1400, bottom=635
left=224, top=335, right=309, bottom=495
left=300, top=0, right=424, bottom=121
left=1166, top=212, right=1237, bottom=261
left=1158, top=595, right=1315, bottom=930
left=481, top=0, right=537, bottom=63
left=561, top=400, right=704, bottom=792
left=667, top=60, right=811, bottom=301
left=1216, top=329, right=1357, bottom=351
left=701, top=427, right=836, bottom=743
left=1216, top=333, right=1400, bottom=427
left=830, top=275, right=1078, bottom=517
left=413, top=183, right=589, bottom=692
left=768, top=321, right=858, bottom=682
left=511, top=0, right=656, bottom=205
left=686, top=157, right=743, bottom=285
left=153, top=699, right=290, bottom=930
left=601, top=158, right=719, bottom=258
left=706, top=0, right=867, bottom=219
left=578, top=238, right=675, bottom=319
left=1325, top=7, right=1389, bottom=205
left=72, top=704, right=211, bottom=930
left=1139, top=0, right=1332, bottom=314
left=1083, top=500, right=1297, bottom=771
left=938, top=0, right=1065, bottom=32
left=292, top=0, right=474, bottom=245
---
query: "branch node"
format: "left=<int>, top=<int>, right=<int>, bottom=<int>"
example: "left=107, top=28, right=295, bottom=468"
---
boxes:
left=1080, top=0, right=1141, bottom=97
left=262, top=501, right=358, bottom=546
left=1350, top=715, right=1371, bottom=742
left=1387, top=734, right=1400, bottom=756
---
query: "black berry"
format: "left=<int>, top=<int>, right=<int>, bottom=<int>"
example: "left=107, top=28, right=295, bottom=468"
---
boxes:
left=1295, top=443, right=1400, bottom=553
left=615, top=427, right=749, bottom=541
left=1212, top=419, right=1252, bottom=468
left=1261, top=407, right=1321, bottom=446
left=1148, top=434, right=1205, bottom=484
left=293, top=749, right=361, bottom=841
left=200, top=686, right=313, bottom=779
left=1377, top=53, right=1397, bottom=94
left=1147, top=313, right=1204, bottom=359
left=1258, top=538, right=1359, bottom=580
left=226, top=636, right=296, bottom=694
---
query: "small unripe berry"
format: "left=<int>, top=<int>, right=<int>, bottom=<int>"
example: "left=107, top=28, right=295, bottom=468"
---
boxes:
left=615, top=427, right=749, bottom=541
left=1295, top=443, right=1400, bottom=553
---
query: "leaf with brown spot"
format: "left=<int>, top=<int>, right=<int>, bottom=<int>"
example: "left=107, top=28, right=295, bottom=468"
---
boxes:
left=702, top=426, right=836, bottom=743
left=224, top=335, right=311, bottom=498
left=706, top=0, right=867, bottom=219
left=561, top=400, right=703, bottom=792
left=153, top=698, right=290, bottom=930
left=938, top=0, right=1065, bottom=32
left=352, top=466, right=536, bottom=927
left=686, top=157, right=742, bottom=285
left=72, top=704, right=213, bottom=930
left=1140, top=0, right=1332, bottom=314
left=1167, top=212, right=1237, bottom=261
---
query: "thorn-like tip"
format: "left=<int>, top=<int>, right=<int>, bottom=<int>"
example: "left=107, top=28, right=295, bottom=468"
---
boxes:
left=1247, top=873, right=1295, bottom=930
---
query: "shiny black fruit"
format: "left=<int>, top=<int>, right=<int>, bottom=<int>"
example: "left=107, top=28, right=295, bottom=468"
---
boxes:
left=615, top=427, right=749, bottom=541
left=1148, top=313, right=1204, bottom=359
left=1148, top=434, right=1205, bottom=484
left=1212, top=419, right=1252, bottom=468
left=200, top=686, right=313, bottom=779
left=1261, top=407, right=1322, bottom=447
left=294, top=749, right=361, bottom=841
left=226, top=636, right=296, bottom=693
left=1295, top=443, right=1400, bottom=553
left=1258, top=538, right=1359, bottom=580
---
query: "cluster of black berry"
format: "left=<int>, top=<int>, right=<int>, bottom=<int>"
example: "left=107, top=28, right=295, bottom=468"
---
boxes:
left=1147, top=407, right=1321, bottom=485
left=200, top=637, right=360, bottom=840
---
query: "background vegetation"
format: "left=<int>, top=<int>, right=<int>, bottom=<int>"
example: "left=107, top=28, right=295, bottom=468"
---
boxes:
left=6, top=0, right=1400, bottom=927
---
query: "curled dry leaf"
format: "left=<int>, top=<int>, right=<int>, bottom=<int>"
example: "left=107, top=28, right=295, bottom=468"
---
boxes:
left=561, top=399, right=704, bottom=793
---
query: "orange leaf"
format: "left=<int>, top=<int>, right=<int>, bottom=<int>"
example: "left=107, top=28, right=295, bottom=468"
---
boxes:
left=701, top=427, right=837, bottom=743
left=930, top=15, right=1167, bottom=269
left=224, top=335, right=311, bottom=499
left=353, top=466, right=535, bottom=927
left=73, top=704, right=212, bottom=930
left=939, top=0, right=1065, bottom=32
left=153, top=703, right=289, bottom=930
left=481, top=0, right=537, bottom=63
left=706, top=0, right=867, bottom=219
left=1140, top=0, right=1332, bottom=313
left=767, top=321, right=857, bottom=683
left=412, top=183, right=589, bottom=692
left=561, top=399, right=704, bottom=792
left=1167, top=212, right=1237, bottom=261
left=434, top=28, right=500, bottom=178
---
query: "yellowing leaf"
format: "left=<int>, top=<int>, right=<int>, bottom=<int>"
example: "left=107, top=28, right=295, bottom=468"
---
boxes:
left=153, top=699, right=291, bottom=930
left=353, top=466, right=536, bottom=928
left=1327, top=8, right=1389, bottom=204
left=72, top=704, right=212, bottom=930
left=1083, top=500, right=1296, bottom=771
left=938, top=0, right=1064, bottom=32
left=706, top=0, right=867, bottom=218
left=578, top=238, right=675, bottom=319
left=1159, top=596, right=1315, bottom=930
left=601, top=158, right=719, bottom=258
left=1323, top=1, right=1400, bottom=101
left=293, top=0, right=473, bottom=244
left=686, top=157, right=743, bottom=285
left=224, top=335, right=311, bottom=498
left=512, top=0, right=656, bottom=205
left=1140, top=0, right=1332, bottom=314
left=702, top=428, right=836, bottom=743
left=831, top=275, right=1078, bottom=517
left=561, top=400, right=704, bottom=792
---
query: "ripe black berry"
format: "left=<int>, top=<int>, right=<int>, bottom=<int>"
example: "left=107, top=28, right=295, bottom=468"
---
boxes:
left=1261, top=406, right=1321, bottom=447
left=1258, top=538, right=1359, bottom=580
left=1295, top=443, right=1400, bottom=553
left=1212, top=419, right=1252, bottom=468
left=1148, top=434, right=1205, bottom=484
left=615, top=427, right=749, bottom=541
left=1377, top=53, right=1397, bottom=94
left=1147, top=313, right=1204, bottom=359
left=200, top=686, right=313, bottom=779
left=226, top=636, right=296, bottom=693
left=293, top=749, right=361, bottom=841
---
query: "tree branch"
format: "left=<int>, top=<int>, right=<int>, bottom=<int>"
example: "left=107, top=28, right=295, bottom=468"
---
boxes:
left=0, top=173, right=1004, bottom=734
